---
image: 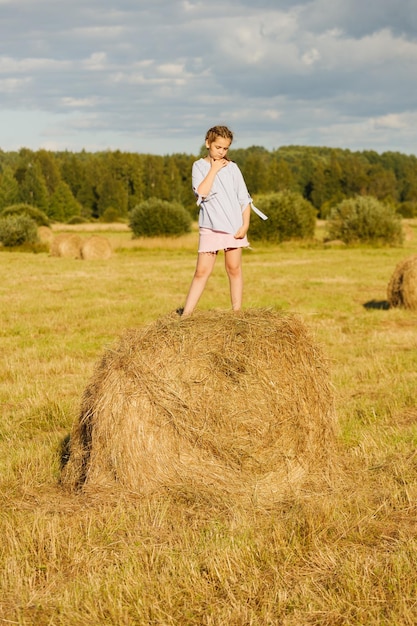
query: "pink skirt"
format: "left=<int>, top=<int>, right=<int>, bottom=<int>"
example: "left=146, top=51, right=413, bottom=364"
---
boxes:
left=198, top=228, right=249, bottom=253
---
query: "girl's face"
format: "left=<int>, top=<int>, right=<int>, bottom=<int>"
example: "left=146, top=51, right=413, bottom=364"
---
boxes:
left=206, top=136, right=231, bottom=160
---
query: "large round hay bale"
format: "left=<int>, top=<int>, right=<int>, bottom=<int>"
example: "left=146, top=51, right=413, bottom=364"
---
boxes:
left=50, top=233, right=82, bottom=259
left=387, top=254, right=417, bottom=310
left=61, top=310, right=337, bottom=504
left=81, top=235, right=112, bottom=260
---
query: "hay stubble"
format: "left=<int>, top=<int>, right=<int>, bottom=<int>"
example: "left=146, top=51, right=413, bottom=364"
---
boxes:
left=2, top=225, right=417, bottom=625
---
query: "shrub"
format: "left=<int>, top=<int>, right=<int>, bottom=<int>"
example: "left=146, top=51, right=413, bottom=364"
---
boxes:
left=326, top=196, right=403, bottom=245
left=66, top=215, right=90, bottom=225
left=0, top=203, right=50, bottom=226
left=0, top=214, right=39, bottom=247
left=397, top=201, right=417, bottom=218
left=100, top=207, right=124, bottom=223
left=249, top=191, right=317, bottom=243
left=129, top=198, right=192, bottom=238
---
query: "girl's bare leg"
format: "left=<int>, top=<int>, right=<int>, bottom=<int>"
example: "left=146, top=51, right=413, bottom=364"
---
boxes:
left=225, top=247, right=243, bottom=311
left=182, top=252, right=217, bottom=316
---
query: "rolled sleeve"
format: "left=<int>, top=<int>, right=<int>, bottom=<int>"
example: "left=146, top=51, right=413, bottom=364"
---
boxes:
left=233, top=167, right=251, bottom=210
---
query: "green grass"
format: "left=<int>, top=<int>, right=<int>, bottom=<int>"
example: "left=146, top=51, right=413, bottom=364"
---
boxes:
left=1, top=221, right=417, bottom=624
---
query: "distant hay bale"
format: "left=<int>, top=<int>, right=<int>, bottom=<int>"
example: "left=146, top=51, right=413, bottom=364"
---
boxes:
left=59, top=234, right=83, bottom=259
left=38, top=226, right=54, bottom=246
left=61, top=309, right=337, bottom=504
left=387, top=254, right=417, bottom=310
left=323, top=239, right=346, bottom=248
left=50, top=233, right=68, bottom=256
left=81, top=235, right=112, bottom=260
left=50, top=233, right=82, bottom=259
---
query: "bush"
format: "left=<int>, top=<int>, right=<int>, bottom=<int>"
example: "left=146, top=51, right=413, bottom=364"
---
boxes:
left=326, top=196, right=403, bottom=245
left=397, top=201, right=417, bottom=218
left=0, top=203, right=50, bottom=226
left=100, top=207, right=125, bottom=223
left=249, top=191, right=317, bottom=243
left=0, top=214, right=39, bottom=247
left=129, top=198, right=192, bottom=237
left=66, top=215, right=90, bottom=225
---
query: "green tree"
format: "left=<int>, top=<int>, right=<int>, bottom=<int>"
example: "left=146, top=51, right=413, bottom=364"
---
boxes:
left=339, top=154, right=369, bottom=197
left=141, top=155, right=169, bottom=200
left=398, top=161, right=417, bottom=203
left=163, top=157, right=183, bottom=202
left=239, top=148, right=270, bottom=194
left=116, top=153, right=145, bottom=210
left=76, top=178, right=98, bottom=219
left=366, top=165, right=397, bottom=202
left=267, top=158, right=295, bottom=194
left=18, top=161, right=49, bottom=213
left=310, top=154, right=345, bottom=217
left=97, top=174, right=129, bottom=218
left=34, top=149, right=62, bottom=194
left=168, top=153, right=200, bottom=212
left=0, top=166, right=20, bottom=209
left=59, top=152, right=87, bottom=198
left=49, top=181, right=82, bottom=222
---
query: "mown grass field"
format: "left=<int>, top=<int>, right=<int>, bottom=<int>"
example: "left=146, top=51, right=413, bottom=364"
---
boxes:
left=1, top=221, right=417, bottom=625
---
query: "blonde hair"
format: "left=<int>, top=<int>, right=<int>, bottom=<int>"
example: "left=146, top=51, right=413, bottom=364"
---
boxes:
left=205, top=125, right=233, bottom=145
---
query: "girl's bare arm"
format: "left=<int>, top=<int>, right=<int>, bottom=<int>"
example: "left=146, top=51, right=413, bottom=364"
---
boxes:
left=197, top=158, right=228, bottom=198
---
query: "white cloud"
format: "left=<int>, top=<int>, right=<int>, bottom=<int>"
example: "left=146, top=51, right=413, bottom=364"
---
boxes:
left=0, top=55, right=70, bottom=72
left=60, top=96, right=100, bottom=108
left=263, top=109, right=282, bottom=120
left=72, top=26, right=127, bottom=39
left=82, top=52, right=108, bottom=70
left=0, top=77, right=31, bottom=92
left=0, top=0, right=416, bottom=155
left=156, top=63, right=188, bottom=77
left=301, top=48, right=321, bottom=65
left=373, top=114, right=408, bottom=130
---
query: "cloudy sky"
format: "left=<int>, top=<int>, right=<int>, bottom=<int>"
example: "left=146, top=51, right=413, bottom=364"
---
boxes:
left=1, top=0, right=416, bottom=156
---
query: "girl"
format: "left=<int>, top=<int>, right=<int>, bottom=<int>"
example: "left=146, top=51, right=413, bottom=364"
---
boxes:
left=180, top=125, right=252, bottom=316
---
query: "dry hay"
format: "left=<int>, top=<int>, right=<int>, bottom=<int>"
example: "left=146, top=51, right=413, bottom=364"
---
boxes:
left=50, top=233, right=83, bottom=259
left=50, top=233, right=68, bottom=256
left=81, top=235, right=112, bottom=260
left=387, top=254, right=417, bottom=310
left=37, top=226, right=54, bottom=245
left=61, top=309, right=337, bottom=505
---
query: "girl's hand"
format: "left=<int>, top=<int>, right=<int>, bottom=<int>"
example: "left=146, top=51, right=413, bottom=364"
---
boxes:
left=234, top=226, right=248, bottom=239
left=210, top=158, right=228, bottom=171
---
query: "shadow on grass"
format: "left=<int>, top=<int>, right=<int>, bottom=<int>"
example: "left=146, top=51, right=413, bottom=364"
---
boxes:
left=363, top=300, right=390, bottom=310
left=59, top=434, right=71, bottom=471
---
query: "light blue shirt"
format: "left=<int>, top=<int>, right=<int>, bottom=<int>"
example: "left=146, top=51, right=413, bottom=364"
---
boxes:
left=192, top=158, right=251, bottom=234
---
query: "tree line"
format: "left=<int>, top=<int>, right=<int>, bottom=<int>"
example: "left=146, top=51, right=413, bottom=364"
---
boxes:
left=0, top=144, right=416, bottom=223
